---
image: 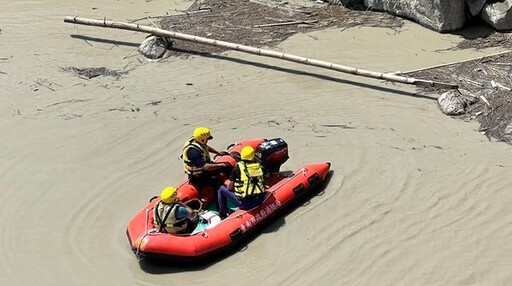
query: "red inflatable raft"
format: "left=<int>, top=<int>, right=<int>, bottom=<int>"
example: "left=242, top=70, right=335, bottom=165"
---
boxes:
left=126, top=138, right=331, bottom=264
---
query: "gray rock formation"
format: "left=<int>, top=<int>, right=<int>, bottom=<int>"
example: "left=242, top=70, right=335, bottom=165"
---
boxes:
left=138, top=35, right=173, bottom=60
left=438, top=90, right=467, bottom=116
left=480, top=0, right=512, bottom=31
left=466, top=0, right=487, bottom=16
left=324, top=0, right=512, bottom=32
left=363, top=0, right=467, bottom=32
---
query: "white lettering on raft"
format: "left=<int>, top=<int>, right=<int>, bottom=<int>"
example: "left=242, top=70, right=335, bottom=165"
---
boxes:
left=240, top=199, right=282, bottom=233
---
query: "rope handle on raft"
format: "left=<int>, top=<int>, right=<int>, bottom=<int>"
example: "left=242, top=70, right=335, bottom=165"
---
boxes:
left=135, top=208, right=154, bottom=258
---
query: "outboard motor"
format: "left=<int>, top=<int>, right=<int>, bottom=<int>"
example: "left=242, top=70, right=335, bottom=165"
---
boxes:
left=256, top=138, right=289, bottom=175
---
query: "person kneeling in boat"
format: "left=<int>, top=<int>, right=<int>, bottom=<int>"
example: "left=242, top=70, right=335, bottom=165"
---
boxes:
left=154, top=186, right=199, bottom=234
left=182, top=127, right=231, bottom=197
left=217, top=146, right=266, bottom=219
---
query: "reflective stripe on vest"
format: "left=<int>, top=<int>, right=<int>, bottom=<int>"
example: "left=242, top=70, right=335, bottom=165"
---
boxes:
left=234, top=161, right=265, bottom=198
left=182, top=138, right=210, bottom=176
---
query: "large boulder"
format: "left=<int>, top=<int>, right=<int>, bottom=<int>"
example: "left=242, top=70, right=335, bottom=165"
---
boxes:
left=480, top=0, right=512, bottom=31
left=466, top=0, right=487, bottom=16
left=325, top=0, right=512, bottom=32
left=363, top=0, right=467, bottom=32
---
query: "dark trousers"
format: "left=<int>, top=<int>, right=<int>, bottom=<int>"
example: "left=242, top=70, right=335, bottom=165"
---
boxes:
left=217, top=185, right=265, bottom=217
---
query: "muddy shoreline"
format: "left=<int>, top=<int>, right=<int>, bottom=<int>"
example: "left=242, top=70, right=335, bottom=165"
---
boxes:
left=154, top=0, right=512, bottom=144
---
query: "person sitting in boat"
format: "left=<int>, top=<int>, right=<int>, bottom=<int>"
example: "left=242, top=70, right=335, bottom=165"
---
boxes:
left=217, top=146, right=266, bottom=219
left=182, top=127, right=230, bottom=196
left=154, top=186, right=199, bottom=234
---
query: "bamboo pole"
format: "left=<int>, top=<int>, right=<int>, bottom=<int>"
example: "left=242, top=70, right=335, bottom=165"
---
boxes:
left=64, top=16, right=458, bottom=90
left=402, top=50, right=512, bottom=75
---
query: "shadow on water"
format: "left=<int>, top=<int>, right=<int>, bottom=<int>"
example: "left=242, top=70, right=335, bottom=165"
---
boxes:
left=137, top=170, right=334, bottom=273
left=68, top=34, right=435, bottom=100
left=70, top=34, right=141, bottom=47
left=169, top=47, right=436, bottom=100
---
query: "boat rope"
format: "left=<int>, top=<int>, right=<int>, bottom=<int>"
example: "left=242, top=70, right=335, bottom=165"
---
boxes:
left=135, top=207, right=157, bottom=258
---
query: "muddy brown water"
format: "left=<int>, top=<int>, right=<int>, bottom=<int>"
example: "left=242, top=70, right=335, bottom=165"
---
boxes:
left=1, top=1, right=511, bottom=285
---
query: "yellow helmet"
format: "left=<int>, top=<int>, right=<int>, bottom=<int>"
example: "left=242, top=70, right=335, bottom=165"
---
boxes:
left=160, top=186, right=177, bottom=204
left=193, top=127, right=213, bottom=144
left=241, top=146, right=255, bottom=161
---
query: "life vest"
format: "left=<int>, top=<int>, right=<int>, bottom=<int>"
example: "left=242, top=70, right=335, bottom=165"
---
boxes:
left=234, top=161, right=265, bottom=199
left=153, top=201, right=188, bottom=233
left=182, top=138, right=211, bottom=176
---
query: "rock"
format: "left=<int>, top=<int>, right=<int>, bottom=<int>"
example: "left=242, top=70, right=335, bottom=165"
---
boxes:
left=438, top=89, right=466, bottom=115
left=480, top=0, right=512, bottom=31
left=363, top=0, right=467, bottom=32
left=328, top=0, right=512, bottom=32
left=138, top=35, right=173, bottom=59
left=465, top=0, right=487, bottom=16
